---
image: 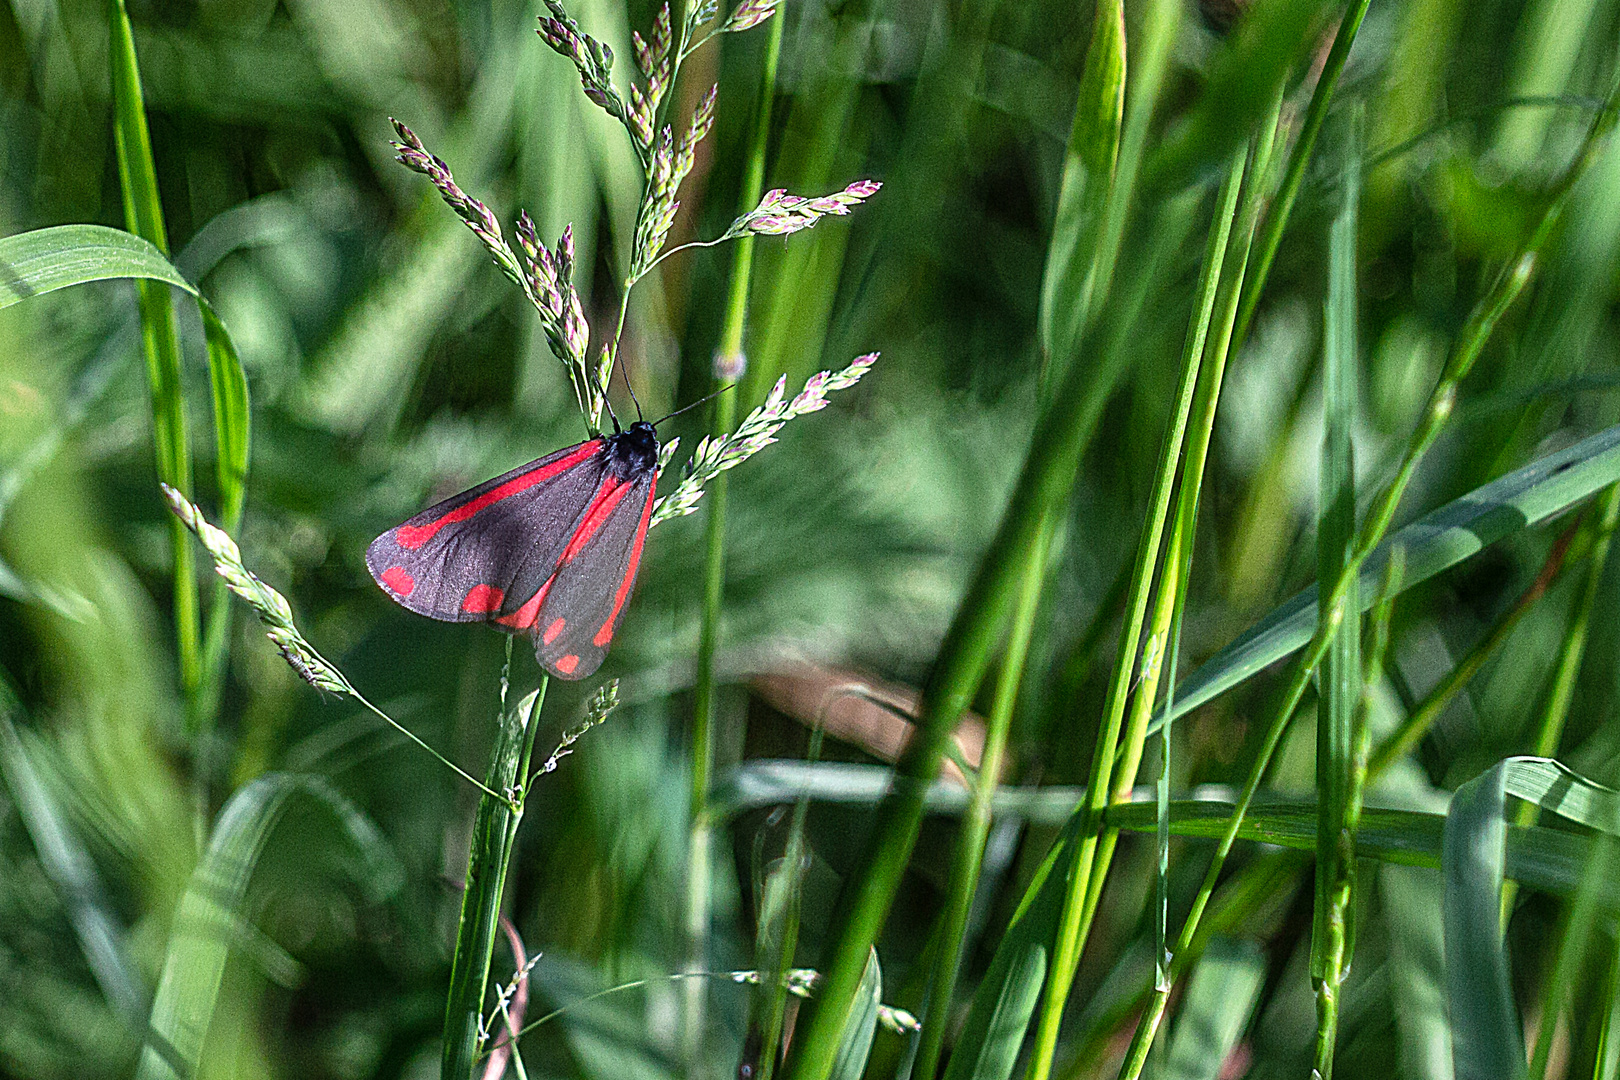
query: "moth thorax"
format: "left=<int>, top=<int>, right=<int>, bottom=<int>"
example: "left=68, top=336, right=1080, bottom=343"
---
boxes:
left=606, top=421, right=660, bottom=480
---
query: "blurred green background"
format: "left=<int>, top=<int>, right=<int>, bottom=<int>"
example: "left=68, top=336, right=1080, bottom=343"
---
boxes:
left=5, top=0, right=1620, bottom=1076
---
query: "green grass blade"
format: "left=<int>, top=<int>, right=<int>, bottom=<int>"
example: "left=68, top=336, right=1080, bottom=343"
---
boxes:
left=1311, top=104, right=1362, bottom=1080
left=1444, top=764, right=1531, bottom=1080
left=1162, top=938, right=1265, bottom=1080
left=1035, top=0, right=1124, bottom=377
left=107, top=0, right=199, bottom=701
left=135, top=773, right=402, bottom=1080
left=939, top=938, right=1047, bottom=1080
left=442, top=683, right=545, bottom=1080
left=829, top=949, right=882, bottom=1080
left=0, top=224, right=194, bottom=306
left=1161, top=419, right=1620, bottom=727
left=196, top=299, right=251, bottom=727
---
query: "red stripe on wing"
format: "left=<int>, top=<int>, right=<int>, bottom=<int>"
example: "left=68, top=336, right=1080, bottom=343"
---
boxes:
left=557, top=475, right=632, bottom=566
left=495, top=576, right=555, bottom=630
left=593, top=481, right=655, bottom=647
left=396, top=440, right=602, bottom=550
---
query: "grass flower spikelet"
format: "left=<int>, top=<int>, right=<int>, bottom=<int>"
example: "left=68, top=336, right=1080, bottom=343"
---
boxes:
left=162, top=485, right=349, bottom=694
left=650, top=353, right=877, bottom=527
left=725, top=0, right=778, bottom=31
left=727, top=180, right=882, bottom=238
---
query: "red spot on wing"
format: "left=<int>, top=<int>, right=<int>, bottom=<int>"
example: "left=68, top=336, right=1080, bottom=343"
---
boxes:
left=543, top=617, right=566, bottom=645
left=558, top=476, right=632, bottom=566
left=555, top=654, right=580, bottom=675
left=462, top=584, right=505, bottom=614
left=593, top=482, right=655, bottom=647
left=396, top=441, right=602, bottom=550
left=495, top=577, right=554, bottom=630
left=380, top=566, right=415, bottom=596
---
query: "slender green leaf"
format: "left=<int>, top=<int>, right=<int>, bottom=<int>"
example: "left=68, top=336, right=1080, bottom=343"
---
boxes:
left=830, top=949, right=881, bottom=1080
left=0, top=224, right=193, bottom=308
left=1162, top=938, right=1265, bottom=1080
left=1311, top=105, right=1361, bottom=1080
left=1035, top=0, right=1124, bottom=374
left=1163, top=420, right=1620, bottom=726
left=940, top=938, right=1047, bottom=1080
left=108, top=0, right=200, bottom=697
left=136, top=773, right=402, bottom=1080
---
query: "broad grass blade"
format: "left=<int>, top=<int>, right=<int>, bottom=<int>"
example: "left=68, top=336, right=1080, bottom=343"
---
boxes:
left=1163, top=420, right=1620, bottom=727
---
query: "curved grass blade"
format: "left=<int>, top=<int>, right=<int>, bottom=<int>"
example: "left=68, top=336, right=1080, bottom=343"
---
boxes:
left=830, top=949, right=881, bottom=1080
left=1162, top=419, right=1620, bottom=728
left=0, top=224, right=192, bottom=307
left=135, top=773, right=402, bottom=1080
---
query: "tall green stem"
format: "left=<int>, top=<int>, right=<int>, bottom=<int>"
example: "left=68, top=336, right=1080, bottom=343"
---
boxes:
left=1118, top=59, right=1620, bottom=1070
left=685, top=11, right=785, bottom=1066
left=107, top=0, right=201, bottom=713
left=442, top=673, right=547, bottom=1080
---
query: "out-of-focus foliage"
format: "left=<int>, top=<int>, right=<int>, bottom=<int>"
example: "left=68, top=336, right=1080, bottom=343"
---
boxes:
left=7, top=0, right=1620, bottom=1077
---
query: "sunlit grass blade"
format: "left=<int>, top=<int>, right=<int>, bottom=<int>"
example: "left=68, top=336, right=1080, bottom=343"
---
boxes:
left=107, top=0, right=200, bottom=705
left=1163, top=420, right=1620, bottom=729
left=1310, top=104, right=1361, bottom=1080
left=0, top=224, right=192, bottom=304
left=135, top=773, right=402, bottom=1080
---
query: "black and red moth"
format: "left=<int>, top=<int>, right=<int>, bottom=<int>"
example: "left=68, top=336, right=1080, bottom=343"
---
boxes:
left=366, top=421, right=660, bottom=680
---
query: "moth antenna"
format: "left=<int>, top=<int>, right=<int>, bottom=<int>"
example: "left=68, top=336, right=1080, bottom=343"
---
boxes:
left=655, top=383, right=736, bottom=427
left=617, top=354, right=645, bottom=422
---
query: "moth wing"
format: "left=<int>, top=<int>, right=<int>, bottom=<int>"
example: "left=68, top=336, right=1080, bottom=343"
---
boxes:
left=366, top=440, right=606, bottom=623
left=528, top=473, right=657, bottom=680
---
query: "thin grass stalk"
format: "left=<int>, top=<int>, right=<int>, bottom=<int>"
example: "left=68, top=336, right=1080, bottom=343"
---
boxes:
left=442, top=666, right=547, bottom=1080
left=1530, top=836, right=1620, bottom=1080
left=1503, top=481, right=1620, bottom=920
left=684, top=13, right=785, bottom=1065
left=911, top=0, right=1129, bottom=1068
left=1085, top=97, right=1281, bottom=936
left=913, top=524, right=1051, bottom=1080
left=1366, top=515, right=1581, bottom=780
left=1026, top=142, right=1250, bottom=1080
left=757, top=725, right=822, bottom=1080
left=1527, top=479, right=1620, bottom=763
left=779, top=5, right=1179, bottom=1076
left=1310, top=106, right=1362, bottom=1080
left=107, top=0, right=201, bottom=711
left=1118, top=58, right=1620, bottom=1071
left=1105, top=116, right=1285, bottom=1080
left=1230, top=0, right=1374, bottom=357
